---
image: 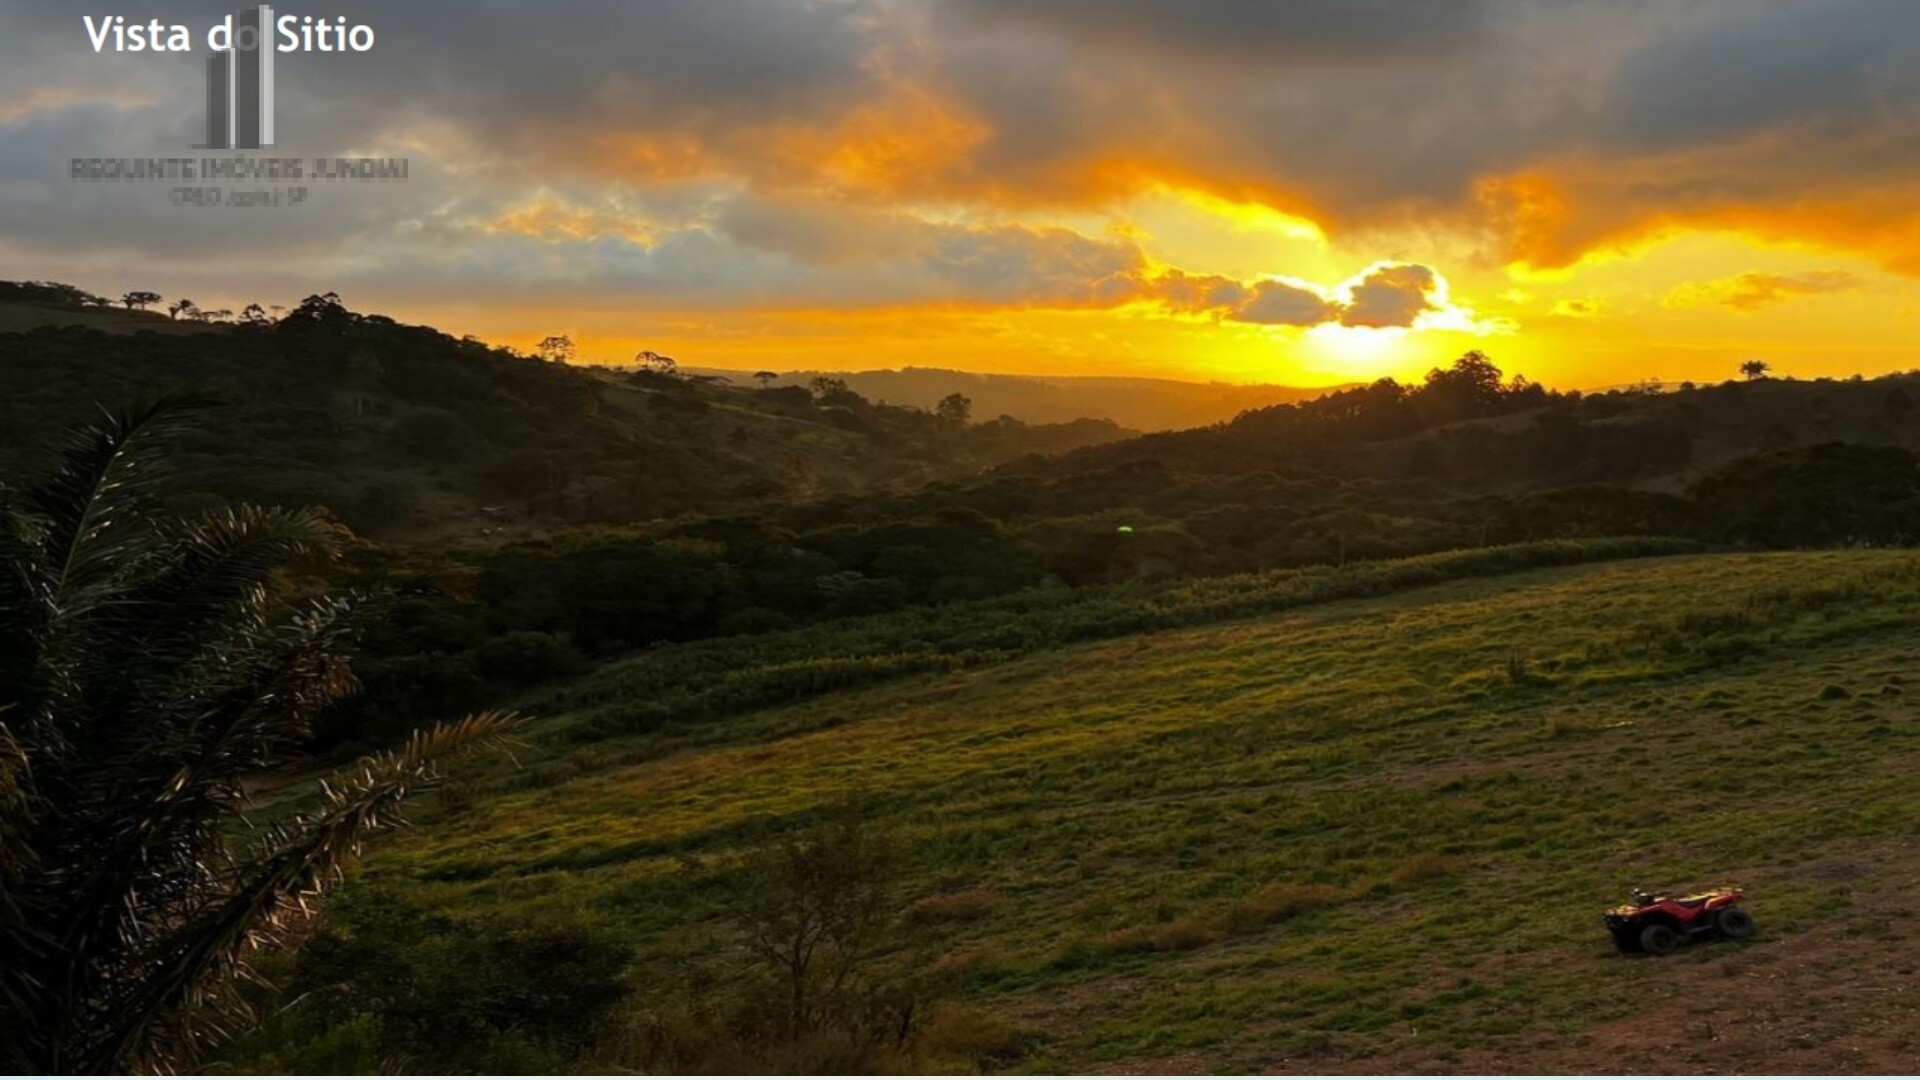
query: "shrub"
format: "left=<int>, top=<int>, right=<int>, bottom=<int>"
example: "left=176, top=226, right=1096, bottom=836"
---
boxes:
left=224, top=893, right=635, bottom=1074
left=472, top=629, right=589, bottom=684
left=608, top=814, right=927, bottom=1074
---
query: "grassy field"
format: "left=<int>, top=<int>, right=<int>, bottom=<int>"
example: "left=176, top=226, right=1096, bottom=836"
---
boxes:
left=301, top=549, right=1920, bottom=1072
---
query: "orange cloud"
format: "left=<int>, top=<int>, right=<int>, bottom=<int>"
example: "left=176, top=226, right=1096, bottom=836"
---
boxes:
left=1664, top=269, right=1861, bottom=312
left=775, top=88, right=991, bottom=196
left=1481, top=153, right=1920, bottom=280
left=590, top=133, right=718, bottom=184
left=486, top=199, right=658, bottom=245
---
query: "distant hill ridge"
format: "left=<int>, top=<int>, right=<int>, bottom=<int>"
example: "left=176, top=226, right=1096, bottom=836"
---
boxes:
left=0, top=283, right=1133, bottom=541
left=684, top=365, right=1352, bottom=431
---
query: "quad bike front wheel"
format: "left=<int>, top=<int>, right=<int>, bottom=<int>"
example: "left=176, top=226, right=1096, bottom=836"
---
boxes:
left=1715, top=907, right=1755, bottom=939
left=1639, top=923, right=1681, bottom=955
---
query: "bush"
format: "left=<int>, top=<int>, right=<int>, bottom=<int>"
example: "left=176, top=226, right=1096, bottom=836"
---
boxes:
left=221, top=886, right=635, bottom=1073
left=471, top=630, right=588, bottom=685
left=606, top=815, right=924, bottom=1073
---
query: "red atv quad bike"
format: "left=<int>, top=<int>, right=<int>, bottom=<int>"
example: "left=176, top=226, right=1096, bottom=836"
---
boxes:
left=1605, top=887, right=1754, bottom=955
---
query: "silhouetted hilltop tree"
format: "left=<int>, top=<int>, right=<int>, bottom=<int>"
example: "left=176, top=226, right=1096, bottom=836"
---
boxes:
left=1229, top=352, right=1551, bottom=447
left=280, top=291, right=353, bottom=330
left=635, top=350, right=678, bottom=376
left=0, top=281, right=107, bottom=308
left=1419, top=349, right=1515, bottom=422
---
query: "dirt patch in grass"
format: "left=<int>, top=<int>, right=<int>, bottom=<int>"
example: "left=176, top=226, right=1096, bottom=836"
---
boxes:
left=1244, top=847, right=1920, bottom=1074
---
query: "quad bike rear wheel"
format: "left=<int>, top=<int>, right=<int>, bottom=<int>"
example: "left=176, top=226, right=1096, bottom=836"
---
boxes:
left=1715, top=907, right=1755, bottom=939
left=1640, top=923, right=1681, bottom=955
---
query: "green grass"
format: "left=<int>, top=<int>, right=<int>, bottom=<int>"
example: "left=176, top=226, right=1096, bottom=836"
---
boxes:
left=539, top=536, right=1700, bottom=745
left=320, top=549, right=1920, bottom=1070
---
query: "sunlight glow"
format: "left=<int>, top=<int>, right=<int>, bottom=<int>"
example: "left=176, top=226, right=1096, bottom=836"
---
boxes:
left=1305, top=323, right=1405, bottom=375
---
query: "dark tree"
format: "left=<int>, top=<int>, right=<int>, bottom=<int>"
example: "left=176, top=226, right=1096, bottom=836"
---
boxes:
left=537, top=334, right=576, bottom=364
left=635, top=350, right=678, bottom=376
left=0, top=282, right=106, bottom=308
left=807, top=377, right=866, bottom=408
left=277, top=293, right=352, bottom=330
left=167, top=298, right=197, bottom=321
left=734, top=817, right=899, bottom=1041
left=754, top=370, right=779, bottom=388
left=1740, top=359, right=1771, bottom=381
left=121, top=291, right=161, bottom=312
left=1420, top=351, right=1508, bottom=421
left=0, top=400, right=517, bottom=1073
left=935, top=392, right=973, bottom=426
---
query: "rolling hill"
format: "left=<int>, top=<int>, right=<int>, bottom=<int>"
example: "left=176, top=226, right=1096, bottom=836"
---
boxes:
left=0, top=288, right=1132, bottom=541
left=1022, top=365, right=1920, bottom=494
left=234, top=545, right=1920, bottom=1072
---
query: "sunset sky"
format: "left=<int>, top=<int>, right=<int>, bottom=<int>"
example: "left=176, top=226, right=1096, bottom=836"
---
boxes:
left=6, top=0, right=1920, bottom=388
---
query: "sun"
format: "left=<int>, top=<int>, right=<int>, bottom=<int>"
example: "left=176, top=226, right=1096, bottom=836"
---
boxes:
left=1303, top=323, right=1405, bottom=378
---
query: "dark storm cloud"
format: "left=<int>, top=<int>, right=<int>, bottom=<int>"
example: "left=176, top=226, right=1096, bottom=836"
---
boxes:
left=0, top=0, right=882, bottom=290
left=1600, top=0, right=1920, bottom=152
left=1340, top=264, right=1440, bottom=328
left=891, top=0, right=1605, bottom=219
left=7, top=0, right=1920, bottom=307
left=940, top=0, right=1494, bottom=61
left=1235, top=280, right=1337, bottom=327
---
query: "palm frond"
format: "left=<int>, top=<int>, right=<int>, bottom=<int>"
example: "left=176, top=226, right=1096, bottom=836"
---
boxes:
left=48, top=596, right=370, bottom=1013
left=127, top=505, right=344, bottom=643
left=100, top=712, right=524, bottom=1072
left=0, top=714, right=44, bottom=1024
left=22, top=395, right=217, bottom=611
left=8, top=396, right=219, bottom=755
left=2, top=400, right=524, bottom=1073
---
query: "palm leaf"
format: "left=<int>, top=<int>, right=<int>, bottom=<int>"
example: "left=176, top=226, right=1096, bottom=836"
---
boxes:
left=100, top=712, right=524, bottom=1072
left=1, top=400, right=526, bottom=1073
left=22, top=395, right=215, bottom=610
left=121, top=504, right=344, bottom=647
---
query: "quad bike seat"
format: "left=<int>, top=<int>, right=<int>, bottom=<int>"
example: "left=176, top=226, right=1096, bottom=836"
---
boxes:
left=1630, top=890, right=1715, bottom=910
